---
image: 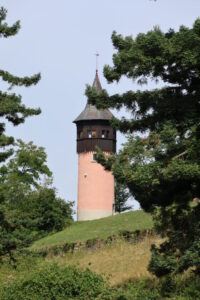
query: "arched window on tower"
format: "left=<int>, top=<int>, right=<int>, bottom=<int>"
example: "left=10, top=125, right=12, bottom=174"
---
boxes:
left=106, top=130, right=109, bottom=138
left=101, top=130, right=109, bottom=138
left=88, top=130, right=92, bottom=138
left=88, top=130, right=96, bottom=138
left=92, top=130, right=96, bottom=138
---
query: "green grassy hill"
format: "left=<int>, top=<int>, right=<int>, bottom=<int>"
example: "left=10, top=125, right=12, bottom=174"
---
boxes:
left=31, top=210, right=153, bottom=250
left=1, top=210, right=158, bottom=290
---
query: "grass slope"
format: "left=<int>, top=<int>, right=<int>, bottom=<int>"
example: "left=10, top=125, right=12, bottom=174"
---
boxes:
left=51, top=236, right=161, bottom=285
left=31, top=210, right=153, bottom=250
left=1, top=237, right=160, bottom=287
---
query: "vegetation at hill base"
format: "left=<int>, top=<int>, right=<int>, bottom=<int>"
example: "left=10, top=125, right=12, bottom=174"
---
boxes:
left=1, top=232, right=200, bottom=299
left=87, top=18, right=200, bottom=278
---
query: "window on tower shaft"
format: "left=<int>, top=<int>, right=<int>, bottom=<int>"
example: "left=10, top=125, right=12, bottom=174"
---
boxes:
left=93, top=153, right=97, bottom=161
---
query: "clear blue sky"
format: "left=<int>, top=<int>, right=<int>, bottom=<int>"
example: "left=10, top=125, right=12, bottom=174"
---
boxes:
left=1, top=0, right=200, bottom=212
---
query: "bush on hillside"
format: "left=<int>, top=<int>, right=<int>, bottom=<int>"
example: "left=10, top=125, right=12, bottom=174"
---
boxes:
left=5, top=187, right=73, bottom=249
left=1, top=258, right=200, bottom=300
left=0, top=140, right=74, bottom=260
left=96, top=281, right=160, bottom=300
left=0, top=264, right=106, bottom=300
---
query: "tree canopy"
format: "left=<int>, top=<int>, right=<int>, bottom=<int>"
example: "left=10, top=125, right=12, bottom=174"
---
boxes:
left=86, top=19, right=200, bottom=276
left=0, top=7, right=41, bottom=257
left=0, top=7, right=41, bottom=164
left=0, top=8, right=74, bottom=264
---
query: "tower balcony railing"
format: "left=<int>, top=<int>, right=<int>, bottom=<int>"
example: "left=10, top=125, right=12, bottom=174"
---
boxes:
left=76, top=137, right=116, bottom=153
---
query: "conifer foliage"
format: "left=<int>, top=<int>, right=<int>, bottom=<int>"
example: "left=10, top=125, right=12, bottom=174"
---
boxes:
left=114, top=182, right=132, bottom=213
left=0, top=7, right=41, bottom=259
left=86, top=19, right=200, bottom=276
left=0, top=7, right=41, bottom=163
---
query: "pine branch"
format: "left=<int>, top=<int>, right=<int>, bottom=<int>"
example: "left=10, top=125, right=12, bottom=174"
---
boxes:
left=0, top=91, right=41, bottom=126
left=86, top=84, right=200, bottom=133
left=0, top=7, right=20, bottom=38
left=0, top=149, right=13, bottom=163
left=0, top=134, right=14, bottom=147
left=0, top=70, right=41, bottom=87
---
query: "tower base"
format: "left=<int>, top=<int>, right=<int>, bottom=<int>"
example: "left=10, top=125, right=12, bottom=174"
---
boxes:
left=77, top=210, right=113, bottom=221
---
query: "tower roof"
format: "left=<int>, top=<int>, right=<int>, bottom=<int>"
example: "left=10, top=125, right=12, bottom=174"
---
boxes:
left=92, top=70, right=102, bottom=91
left=73, top=71, right=113, bottom=123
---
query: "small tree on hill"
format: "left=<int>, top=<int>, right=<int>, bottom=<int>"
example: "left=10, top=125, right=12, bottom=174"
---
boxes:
left=115, top=182, right=132, bottom=213
left=0, top=140, right=73, bottom=251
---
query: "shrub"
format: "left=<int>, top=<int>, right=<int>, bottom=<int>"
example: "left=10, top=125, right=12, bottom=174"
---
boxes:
left=173, top=275, right=200, bottom=300
left=3, top=187, right=73, bottom=251
left=0, top=264, right=106, bottom=300
left=96, top=279, right=160, bottom=300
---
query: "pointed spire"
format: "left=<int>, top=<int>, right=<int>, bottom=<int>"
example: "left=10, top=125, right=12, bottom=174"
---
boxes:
left=73, top=69, right=113, bottom=123
left=92, top=52, right=102, bottom=91
left=92, top=69, right=102, bottom=91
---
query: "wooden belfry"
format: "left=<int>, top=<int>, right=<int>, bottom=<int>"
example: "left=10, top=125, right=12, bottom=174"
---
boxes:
left=73, top=69, right=116, bottom=221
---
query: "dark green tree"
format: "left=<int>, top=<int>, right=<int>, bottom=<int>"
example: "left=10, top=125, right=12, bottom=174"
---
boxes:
left=115, top=182, right=132, bottom=213
left=86, top=19, right=200, bottom=276
left=0, top=7, right=41, bottom=260
left=0, top=140, right=73, bottom=251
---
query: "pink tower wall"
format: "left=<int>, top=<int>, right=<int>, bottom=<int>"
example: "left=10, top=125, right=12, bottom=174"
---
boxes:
left=77, top=152, right=114, bottom=221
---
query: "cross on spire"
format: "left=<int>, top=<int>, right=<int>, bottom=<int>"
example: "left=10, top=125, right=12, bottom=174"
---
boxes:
left=95, top=52, right=99, bottom=72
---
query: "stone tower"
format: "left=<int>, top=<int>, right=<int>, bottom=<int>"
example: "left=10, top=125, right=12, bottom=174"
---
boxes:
left=73, top=71, right=116, bottom=221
